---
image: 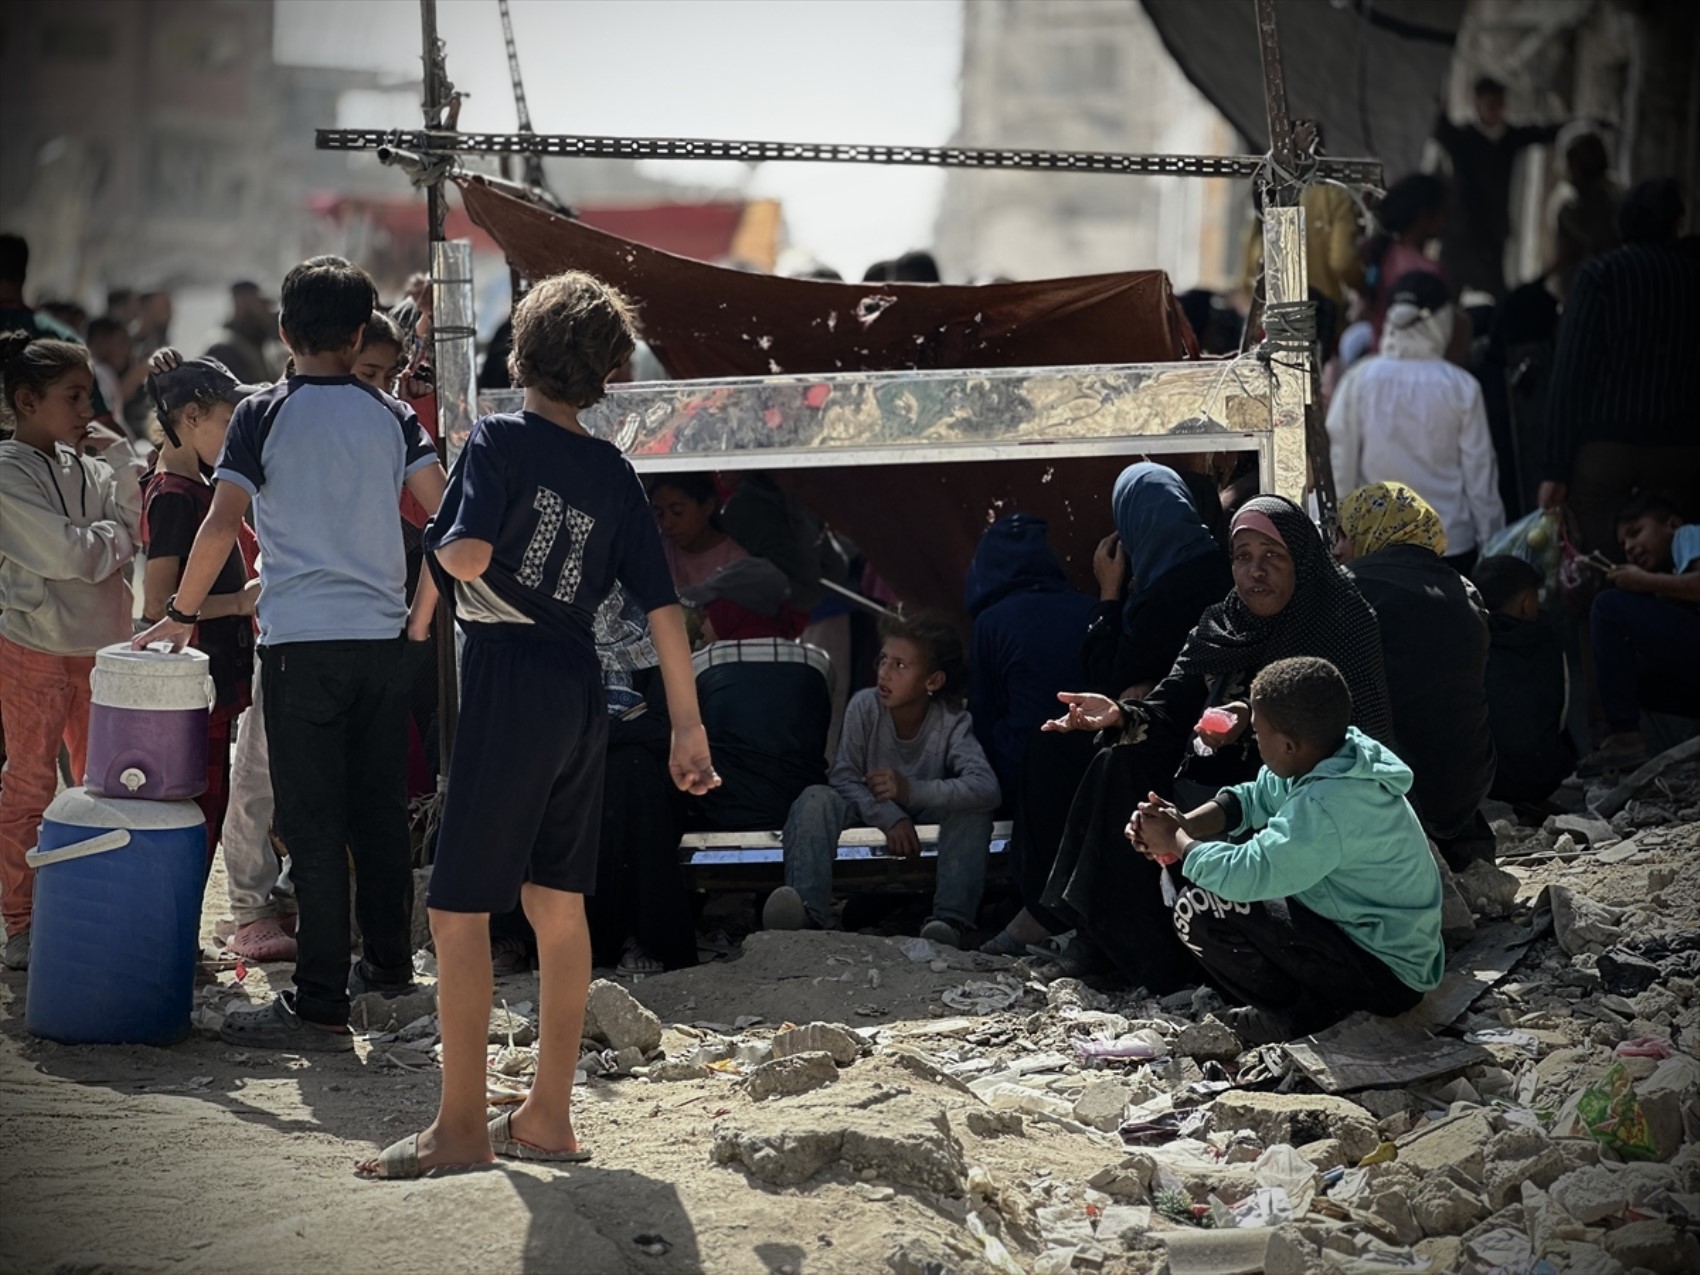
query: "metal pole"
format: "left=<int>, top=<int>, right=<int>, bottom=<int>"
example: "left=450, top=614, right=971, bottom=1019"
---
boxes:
left=419, top=0, right=458, bottom=772
left=1253, top=0, right=1336, bottom=524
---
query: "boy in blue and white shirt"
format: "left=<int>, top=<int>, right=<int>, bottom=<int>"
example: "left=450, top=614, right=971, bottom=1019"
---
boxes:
left=136, top=256, right=447, bottom=1050
left=358, top=272, right=718, bottom=1179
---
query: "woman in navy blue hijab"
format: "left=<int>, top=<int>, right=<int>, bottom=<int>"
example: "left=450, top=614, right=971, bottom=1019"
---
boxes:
left=982, top=463, right=1230, bottom=956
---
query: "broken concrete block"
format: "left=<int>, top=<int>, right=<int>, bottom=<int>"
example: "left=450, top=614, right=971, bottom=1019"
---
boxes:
left=487, top=1005, right=536, bottom=1046
left=1412, top=1165, right=1490, bottom=1237
left=1548, top=1164, right=1630, bottom=1224
left=1174, top=1014, right=1242, bottom=1061
left=1294, top=1138, right=1347, bottom=1171
left=771, top=1021, right=861, bottom=1066
left=1455, top=858, right=1520, bottom=919
left=1521, top=1181, right=1588, bottom=1257
left=351, top=986, right=437, bottom=1033
left=1543, top=885, right=1625, bottom=955
left=1365, top=1190, right=1423, bottom=1246
left=883, top=1048, right=975, bottom=1096
left=1552, top=813, right=1617, bottom=846
left=1086, top=1153, right=1155, bottom=1201
left=1262, top=1223, right=1325, bottom=1275
left=583, top=979, right=662, bottom=1053
left=1071, top=1077, right=1132, bottom=1133
left=1412, top=1236, right=1463, bottom=1272
left=1095, top=1203, right=1153, bottom=1244
left=1482, top=1127, right=1569, bottom=1209
left=1208, top=1091, right=1380, bottom=1163
left=712, top=1093, right=965, bottom=1193
left=1394, top=1109, right=1495, bottom=1181
left=1353, top=1089, right=1413, bottom=1121
left=1602, top=1220, right=1700, bottom=1275
left=965, top=1108, right=1023, bottom=1138
left=743, top=1050, right=839, bottom=1101
left=645, top=1058, right=711, bottom=1082
left=1635, top=1054, right=1700, bottom=1161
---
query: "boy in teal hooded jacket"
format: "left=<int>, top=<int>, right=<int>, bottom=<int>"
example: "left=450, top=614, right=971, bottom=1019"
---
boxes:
left=1135, top=656, right=1444, bottom=1037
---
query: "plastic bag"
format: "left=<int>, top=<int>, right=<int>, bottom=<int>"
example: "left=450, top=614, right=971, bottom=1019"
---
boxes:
left=1480, top=508, right=1565, bottom=588
left=1574, top=1061, right=1660, bottom=1161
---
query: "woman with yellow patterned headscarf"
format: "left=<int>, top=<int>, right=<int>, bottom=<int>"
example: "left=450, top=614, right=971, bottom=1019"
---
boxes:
left=1334, top=481, right=1448, bottom=562
left=1336, top=478, right=1497, bottom=872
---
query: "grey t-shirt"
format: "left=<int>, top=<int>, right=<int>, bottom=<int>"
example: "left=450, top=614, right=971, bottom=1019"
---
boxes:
left=215, top=375, right=438, bottom=645
left=828, top=688, right=1001, bottom=829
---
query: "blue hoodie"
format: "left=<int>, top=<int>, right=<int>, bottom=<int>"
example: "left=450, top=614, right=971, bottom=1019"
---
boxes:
left=1181, top=727, right=1445, bottom=991
left=965, top=513, right=1095, bottom=795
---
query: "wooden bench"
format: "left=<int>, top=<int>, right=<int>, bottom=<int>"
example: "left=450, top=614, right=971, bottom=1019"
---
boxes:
left=681, top=821, right=1013, bottom=893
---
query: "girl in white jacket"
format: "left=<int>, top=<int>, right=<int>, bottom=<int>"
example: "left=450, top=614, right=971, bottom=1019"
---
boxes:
left=0, top=333, right=145, bottom=969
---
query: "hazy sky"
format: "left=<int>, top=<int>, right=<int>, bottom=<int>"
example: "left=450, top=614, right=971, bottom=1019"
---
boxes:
left=275, top=0, right=964, bottom=277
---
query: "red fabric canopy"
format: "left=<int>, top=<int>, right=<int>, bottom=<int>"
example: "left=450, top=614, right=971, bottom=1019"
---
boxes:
left=456, top=175, right=1197, bottom=381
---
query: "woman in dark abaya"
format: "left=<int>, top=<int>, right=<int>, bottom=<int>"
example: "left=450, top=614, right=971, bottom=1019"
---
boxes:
left=1037, top=494, right=1395, bottom=990
left=982, top=463, right=1230, bottom=955
left=1335, top=482, right=1497, bottom=868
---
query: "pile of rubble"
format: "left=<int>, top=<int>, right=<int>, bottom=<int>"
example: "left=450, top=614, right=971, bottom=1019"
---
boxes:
left=188, top=749, right=1700, bottom=1273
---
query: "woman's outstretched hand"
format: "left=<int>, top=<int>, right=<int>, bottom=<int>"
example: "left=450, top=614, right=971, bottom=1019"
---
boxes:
left=1042, top=691, right=1124, bottom=734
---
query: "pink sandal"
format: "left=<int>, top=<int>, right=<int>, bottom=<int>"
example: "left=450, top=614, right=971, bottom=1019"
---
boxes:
left=228, top=917, right=298, bottom=962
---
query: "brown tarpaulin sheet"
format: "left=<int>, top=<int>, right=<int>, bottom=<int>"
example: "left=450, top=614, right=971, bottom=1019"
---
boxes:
left=457, top=176, right=1197, bottom=381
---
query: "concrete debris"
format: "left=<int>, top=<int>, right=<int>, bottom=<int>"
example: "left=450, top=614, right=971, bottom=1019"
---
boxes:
left=1602, top=1220, right=1700, bottom=1275
left=1541, top=885, right=1626, bottom=956
left=1071, top=1078, right=1132, bottom=1132
left=584, top=979, right=663, bottom=1053
left=770, top=1021, right=862, bottom=1065
left=1209, top=1091, right=1381, bottom=1164
left=644, top=1059, right=712, bottom=1082
left=743, top=1051, right=840, bottom=1101
left=1411, top=1164, right=1490, bottom=1237
left=1454, top=858, right=1520, bottom=919
left=1480, top=1127, right=1569, bottom=1209
left=1174, top=1015, right=1242, bottom=1061
left=712, top=1093, right=965, bottom=1193
left=487, top=1005, right=535, bottom=1046
left=351, top=986, right=437, bottom=1033
left=1547, top=1163, right=1629, bottom=1223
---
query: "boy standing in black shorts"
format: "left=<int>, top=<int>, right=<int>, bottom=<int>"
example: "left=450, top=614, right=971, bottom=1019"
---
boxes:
left=361, top=272, right=717, bottom=1178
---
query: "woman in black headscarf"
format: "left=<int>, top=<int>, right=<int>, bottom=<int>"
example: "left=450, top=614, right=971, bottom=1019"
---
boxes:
left=981, top=464, right=1230, bottom=956
left=1039, top=494, right=1394, bottom=989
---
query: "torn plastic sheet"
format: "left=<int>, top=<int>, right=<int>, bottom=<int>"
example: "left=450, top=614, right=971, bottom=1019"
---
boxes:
left=1070, top=1028, right=1169, bottom=1061
left=1207, top=1185, right=1293, bottom=1229
left=1120, top=1105, right=1213, bottom=1146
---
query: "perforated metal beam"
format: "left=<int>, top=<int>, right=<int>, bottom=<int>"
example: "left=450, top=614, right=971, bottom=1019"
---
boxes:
left=314, top=128, right=1382, bottom=185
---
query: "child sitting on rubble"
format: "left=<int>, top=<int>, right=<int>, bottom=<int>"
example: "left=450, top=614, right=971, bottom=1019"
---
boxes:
left=1472, top=555, right=1575, bottom=804
left=1132, top=656, right=1443, bottom=1040
left=1580, top=491, right=1700, bottom=777
left=766, top=612, right=1000, bottom=948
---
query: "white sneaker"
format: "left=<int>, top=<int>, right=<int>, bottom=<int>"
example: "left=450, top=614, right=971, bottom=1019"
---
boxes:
left=762, top=886, right=808, bottom=931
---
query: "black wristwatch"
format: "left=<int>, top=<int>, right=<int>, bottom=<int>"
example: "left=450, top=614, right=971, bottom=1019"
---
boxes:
left=164, top=594, right=200, bottom=625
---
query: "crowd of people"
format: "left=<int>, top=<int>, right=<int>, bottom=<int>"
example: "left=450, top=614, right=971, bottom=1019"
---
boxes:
left=0, top=100, right=1695, bottom=1174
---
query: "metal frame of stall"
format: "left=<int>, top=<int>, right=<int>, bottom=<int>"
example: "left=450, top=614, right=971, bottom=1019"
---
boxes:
left=316, top=0, right=1383, bottom=780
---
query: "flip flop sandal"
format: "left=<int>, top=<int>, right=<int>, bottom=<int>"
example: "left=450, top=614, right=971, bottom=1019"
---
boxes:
left=356, top=1134, right=489, bottom=1181
left=488, top=1110, right=592, bottom=1164
left=617, top=940, right=664, bottom=977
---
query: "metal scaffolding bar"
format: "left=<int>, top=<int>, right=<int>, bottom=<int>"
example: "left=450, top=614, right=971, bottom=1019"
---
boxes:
left=315, top=127, right=1382, bottom=186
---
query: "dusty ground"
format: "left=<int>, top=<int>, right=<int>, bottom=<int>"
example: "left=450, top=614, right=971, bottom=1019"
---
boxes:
left=2, top=799, right=1697, bottom=1275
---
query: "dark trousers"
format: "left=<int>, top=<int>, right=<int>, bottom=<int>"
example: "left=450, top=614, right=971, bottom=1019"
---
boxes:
left=1010, top=728, right=1099, bottom=934
left=586, top=743, right=697, bottom=970
left=1590, top=588, right=1700, bottom=733
left=1170, top=880, right=1422, bottom=1033
left=262, top=638, right=415, bottom=1027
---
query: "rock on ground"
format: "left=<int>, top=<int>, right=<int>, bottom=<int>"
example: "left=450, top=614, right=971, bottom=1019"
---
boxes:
left=744, top=1050, right=840, bottom=1101
left=770, top=1021, right=862, bottom=1065
left=1602, top=1220, right=1700, bottom=1275
left=712, top=1091, right=966, bottom=1193
left=1071, top=1078, right=1132, bottom=1133
left=1208, top=1091, right=1380, bottom=1163
left=584, top=978, right=663, bottom=1053
left=1174, top=1015, right=1241, bottom=1061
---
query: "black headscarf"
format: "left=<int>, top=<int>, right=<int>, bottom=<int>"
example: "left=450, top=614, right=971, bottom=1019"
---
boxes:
left=1175, top=494, right=1396, bottom=743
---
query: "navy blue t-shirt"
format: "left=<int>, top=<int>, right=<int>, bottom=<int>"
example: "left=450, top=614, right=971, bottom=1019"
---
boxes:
left=424, top=412, right=676, bottom=652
